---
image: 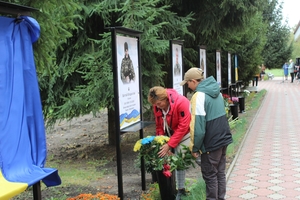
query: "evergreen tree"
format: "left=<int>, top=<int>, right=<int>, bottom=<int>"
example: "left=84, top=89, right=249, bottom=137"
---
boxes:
left=6, top=0, right=293, bottom=142
left=262, top=0, right=292, bottom=68
left=174, top=0, right=268, bottom=84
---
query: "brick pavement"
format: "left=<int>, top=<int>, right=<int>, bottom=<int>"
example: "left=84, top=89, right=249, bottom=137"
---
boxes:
left=226, top=78, right=300, bottom=199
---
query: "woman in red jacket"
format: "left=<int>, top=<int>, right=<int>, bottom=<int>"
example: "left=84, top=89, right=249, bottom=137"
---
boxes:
left=148, top=86, right=191, bottom=200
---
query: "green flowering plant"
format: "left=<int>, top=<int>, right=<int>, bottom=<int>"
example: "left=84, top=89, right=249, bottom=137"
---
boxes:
left=242, top=90, right=250, bottom=98
left=222, top=94, right=231, bottom=116
left=133, top=135, right=195, bottom=177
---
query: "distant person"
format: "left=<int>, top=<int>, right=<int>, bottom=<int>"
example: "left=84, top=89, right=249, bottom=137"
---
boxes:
left=120, top=42, right=135, bottom=84
left=282, top=62, right=289, bottom=80
left=295, top=65, right=300, bottom=80
left=260, top=64, right=266, bottom=81
left=288, top=59, right=295, bottom=83
left=253, top=66, right=260, bottom=86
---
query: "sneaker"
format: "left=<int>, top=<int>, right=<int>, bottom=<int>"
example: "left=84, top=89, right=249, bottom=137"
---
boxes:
left=175, top=188, right=186, bottom=200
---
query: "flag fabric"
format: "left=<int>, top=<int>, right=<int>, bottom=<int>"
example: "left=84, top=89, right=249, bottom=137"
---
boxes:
left=0, top=16, right=61, bottom=188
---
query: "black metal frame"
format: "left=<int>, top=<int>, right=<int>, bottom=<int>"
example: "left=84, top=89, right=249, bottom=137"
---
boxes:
left=222, top=52, right=232, bottom=95
left=198, top=45, right=207, bottom=78
left=169, top=40, right=184, bottom=95
left=216, top=50, right=222, bottom=85
left=0, top=1, right=38, bottom=16
left=109, top=26, right=154, bottom=200
left=33, top=182, right=41, bottom=200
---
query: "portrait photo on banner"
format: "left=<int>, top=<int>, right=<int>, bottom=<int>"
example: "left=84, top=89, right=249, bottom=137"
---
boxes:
left=199, top=46, right=207, bottom=79
left=216, top=50, right=221, bottom=86
left=172, top=43, right=183, bottom=95
left=116, top=35, right=141, bottom=129
left=228, top=52, right=232, bottom=85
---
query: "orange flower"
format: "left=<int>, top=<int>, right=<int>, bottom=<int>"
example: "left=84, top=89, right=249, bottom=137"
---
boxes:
left=67, top=192, right=120, bottom=200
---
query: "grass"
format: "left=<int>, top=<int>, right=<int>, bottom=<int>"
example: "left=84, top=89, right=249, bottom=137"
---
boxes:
left=264, top=68, right=285, bottom=77
left=143, top=89, right=267, bottom=200
left=11, top=157, right=112, bottom=200
left=47, top=158, right=111, bottom=186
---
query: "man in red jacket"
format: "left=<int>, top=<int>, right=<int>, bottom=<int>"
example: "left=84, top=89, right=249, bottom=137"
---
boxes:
left=148, top=86, right=191, bottom=200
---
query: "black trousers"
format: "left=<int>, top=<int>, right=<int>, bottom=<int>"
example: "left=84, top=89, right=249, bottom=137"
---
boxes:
left=290, top=72, right=295, bottom=83
left=252, top=76, right=258, bottom=86
left=201, top=146, right=227, bottom=200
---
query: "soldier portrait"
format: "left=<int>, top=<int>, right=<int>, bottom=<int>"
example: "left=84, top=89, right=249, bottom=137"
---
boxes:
left=200, top=51, right=204, bottom=71
left=216, top=51, right=221, bottom=85
left=120, top=42, right=135, bottom=84
left=199, top=47, right=207, bottom=79
left=173, top=48, right=181, bottom=76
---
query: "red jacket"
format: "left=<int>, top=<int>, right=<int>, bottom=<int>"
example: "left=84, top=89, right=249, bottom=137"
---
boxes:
left=153, top=89, right=191, bottom=148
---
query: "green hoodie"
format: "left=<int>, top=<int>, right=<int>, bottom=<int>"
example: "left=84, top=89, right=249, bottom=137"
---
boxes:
left=190, top=76, right=232, bottom=153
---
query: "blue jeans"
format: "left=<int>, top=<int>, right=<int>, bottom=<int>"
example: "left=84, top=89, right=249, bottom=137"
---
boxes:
left=201, top=146, right=227, bottom=200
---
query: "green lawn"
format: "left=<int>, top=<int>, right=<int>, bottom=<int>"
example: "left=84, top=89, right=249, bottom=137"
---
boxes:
left=264, top=68, right=285, bottom=77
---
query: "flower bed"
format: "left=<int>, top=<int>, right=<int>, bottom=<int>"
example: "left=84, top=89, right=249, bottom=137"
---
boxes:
left=67, top=192, right=120, bottom=200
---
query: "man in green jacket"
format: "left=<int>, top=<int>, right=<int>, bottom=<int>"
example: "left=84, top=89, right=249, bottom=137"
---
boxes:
left=180, top=68, right=232, bottom=200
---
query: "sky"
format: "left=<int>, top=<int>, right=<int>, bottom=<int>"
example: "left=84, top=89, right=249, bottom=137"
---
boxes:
left=281, top=0, right=300, bottom=28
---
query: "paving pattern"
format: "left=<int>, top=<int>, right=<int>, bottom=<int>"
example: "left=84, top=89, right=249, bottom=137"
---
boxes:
left=226, top=78, right=300, bottom=199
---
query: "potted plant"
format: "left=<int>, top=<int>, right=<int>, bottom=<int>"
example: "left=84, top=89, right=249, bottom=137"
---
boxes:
left=229, top=97, right=239, bottom=119
left=238, top=90, right=250, bottom=113
left=133, top=135, right=195, bottom=200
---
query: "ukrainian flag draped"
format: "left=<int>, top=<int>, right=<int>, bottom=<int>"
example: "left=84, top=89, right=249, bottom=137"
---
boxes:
left=0, top=16, right=61, bottom=191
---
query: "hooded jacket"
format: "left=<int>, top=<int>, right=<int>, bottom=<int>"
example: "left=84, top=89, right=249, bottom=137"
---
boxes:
left=190, top=76, right=232, bottom=153
left=288, top=61, right=295, bottom=74
left=153, top=89, right=191, bottom=149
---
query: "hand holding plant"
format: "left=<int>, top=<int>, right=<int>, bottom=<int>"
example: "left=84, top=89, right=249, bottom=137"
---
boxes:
left=133, top=135, right=195, bottom=177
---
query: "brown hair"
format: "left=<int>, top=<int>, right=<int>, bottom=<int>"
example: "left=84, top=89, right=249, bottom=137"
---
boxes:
left=148, top=86, right=168, bottom=104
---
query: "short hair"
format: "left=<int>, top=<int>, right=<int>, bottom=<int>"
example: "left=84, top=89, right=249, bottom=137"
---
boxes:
left=148, top=86, right=168, bottom=104
left=124, top=42, right=128, bottom=51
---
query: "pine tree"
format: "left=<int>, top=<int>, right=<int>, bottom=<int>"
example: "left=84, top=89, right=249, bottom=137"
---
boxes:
left=7, top=0, right=293, bottom=144
left=261, top=0, right=292, bottom=68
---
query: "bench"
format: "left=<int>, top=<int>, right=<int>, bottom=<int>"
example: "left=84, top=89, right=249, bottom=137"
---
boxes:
left=267, top=73, right=274, bottom=80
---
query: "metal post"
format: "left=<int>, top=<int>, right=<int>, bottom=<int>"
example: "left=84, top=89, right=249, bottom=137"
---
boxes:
left=33, top=181, right=41, bottom=200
